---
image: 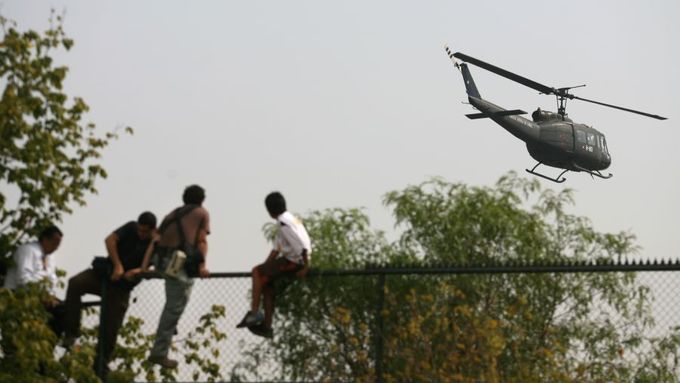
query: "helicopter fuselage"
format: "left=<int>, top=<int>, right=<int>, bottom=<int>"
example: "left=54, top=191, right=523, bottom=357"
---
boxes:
left=447, top=48, right=665, bottom=182
left=468, top=95, right=611, bottom=172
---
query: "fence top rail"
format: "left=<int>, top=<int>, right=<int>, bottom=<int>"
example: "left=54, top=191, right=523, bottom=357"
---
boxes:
left=132, top=258, right=680, bottom=279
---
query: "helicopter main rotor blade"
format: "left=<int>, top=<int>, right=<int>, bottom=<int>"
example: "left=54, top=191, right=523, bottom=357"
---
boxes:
left=453, top=52, right=555, bottom=95
left=572, top=95, right=667, bottom=120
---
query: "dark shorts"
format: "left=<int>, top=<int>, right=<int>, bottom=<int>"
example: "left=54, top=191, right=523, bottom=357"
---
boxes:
left=257, top=257, right=303, bottom=286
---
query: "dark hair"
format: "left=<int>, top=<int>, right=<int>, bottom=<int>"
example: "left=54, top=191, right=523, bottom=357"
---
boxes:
left=265, top=191, right=286, bottom=217
left=137, top=211, right=157, bottom=228
left=183, top=184, right=205, bottom=205
left=39, top=225, right=63, bottom=241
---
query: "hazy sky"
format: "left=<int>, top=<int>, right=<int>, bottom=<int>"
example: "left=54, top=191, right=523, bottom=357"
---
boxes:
left=4, top=1, right=679, bottom=278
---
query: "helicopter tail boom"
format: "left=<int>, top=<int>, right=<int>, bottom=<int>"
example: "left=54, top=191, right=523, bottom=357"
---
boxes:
left=459, top=63, right=481, bottom=99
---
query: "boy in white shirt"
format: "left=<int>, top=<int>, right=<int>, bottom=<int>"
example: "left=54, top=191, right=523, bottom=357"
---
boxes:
left=237, top=192, right=311, bottom=338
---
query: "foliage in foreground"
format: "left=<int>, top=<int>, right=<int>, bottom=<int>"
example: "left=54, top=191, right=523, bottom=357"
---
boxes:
left=94, top=303, right=227, bottom=383
left=0, top=12, right=130, bottom=279
left=231, top=173, right=680, bottom=382
left=0, top=281, right=228, bottom=383
left=0, top=283, right=99, bottom=383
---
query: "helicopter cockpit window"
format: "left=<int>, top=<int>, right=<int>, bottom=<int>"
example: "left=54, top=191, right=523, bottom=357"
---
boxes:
left=586, top=133, right=597, bottom=146
left=600, top=136, right=609, bottom=154
left=576, top=130, right=586, bottom=143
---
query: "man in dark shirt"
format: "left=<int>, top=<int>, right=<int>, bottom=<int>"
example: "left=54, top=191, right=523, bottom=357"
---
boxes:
left=62, top=211, right=157, bottom=379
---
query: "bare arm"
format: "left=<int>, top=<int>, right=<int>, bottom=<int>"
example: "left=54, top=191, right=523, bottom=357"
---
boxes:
left=105, top=232, right=124, bottom=281
left=197, top=229, right=208, bottom=260
left=197, top=228, right=210, bottom=278
left=140, top=231, right=159, bottom=271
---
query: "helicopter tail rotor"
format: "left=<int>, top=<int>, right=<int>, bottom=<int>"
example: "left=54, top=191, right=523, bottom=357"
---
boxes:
left=445, top=46, right=481, bottom=99
left=444, top=46, right=460, bottom=69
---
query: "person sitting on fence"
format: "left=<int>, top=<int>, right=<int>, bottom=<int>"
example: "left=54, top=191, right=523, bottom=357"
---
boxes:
left=142, top=184, right=211, bottom=369
left=237, top=191, right=311, bottom=338
left=62, top=212, right=157, bottom=379
left=3, top=225, right=65, bottom=336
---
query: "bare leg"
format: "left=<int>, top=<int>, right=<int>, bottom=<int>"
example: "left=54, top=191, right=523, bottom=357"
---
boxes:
left=251, top=266, right=263, bottom=312
left=263, top=285, right=274, bottom=327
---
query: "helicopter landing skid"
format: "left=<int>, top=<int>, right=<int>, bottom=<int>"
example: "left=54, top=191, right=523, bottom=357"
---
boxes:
left=525, top=163, right=568, bottom=183
left=572, top=164, right=613, bottom=180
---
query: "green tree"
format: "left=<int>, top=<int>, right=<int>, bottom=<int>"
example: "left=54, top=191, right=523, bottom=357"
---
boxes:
left=79, top=303, right=228, bottom=383
left=0, top=12, right=130, bottom=275
left=0, top=281, right=229, bottom=383
left=0, top=13, right=234, bottom=383
left=0, top=281, right=100, bottom=382
left=0, top=11, right=129, bottom=382
left=232, top=173, right=680, bottom=382
left=0, top=14, right=230, bottom=382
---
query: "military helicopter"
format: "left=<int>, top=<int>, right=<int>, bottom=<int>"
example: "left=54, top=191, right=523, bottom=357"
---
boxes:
left=444, top=46, right=667, bottom=183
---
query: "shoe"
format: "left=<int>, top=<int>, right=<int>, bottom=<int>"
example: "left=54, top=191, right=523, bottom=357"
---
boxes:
left=236, top=311, right=264, bottom=328
left=147, top=355, right=178, bottom=369
left=248, top=323, right=273, bottom=339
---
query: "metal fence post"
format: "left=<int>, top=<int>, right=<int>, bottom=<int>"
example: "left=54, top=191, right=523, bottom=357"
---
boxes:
left=375, top=272, right=385, bottom=383
left=95, top=277, right=108, bottom=378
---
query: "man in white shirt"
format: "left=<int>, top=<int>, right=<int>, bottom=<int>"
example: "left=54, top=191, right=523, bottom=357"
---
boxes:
left=237, top=192, right=311, bottom=338
left=3, top=225, right=64, bottom=334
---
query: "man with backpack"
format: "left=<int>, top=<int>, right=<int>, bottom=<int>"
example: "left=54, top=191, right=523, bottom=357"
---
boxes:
left=142, top=184, right=210, bottom=368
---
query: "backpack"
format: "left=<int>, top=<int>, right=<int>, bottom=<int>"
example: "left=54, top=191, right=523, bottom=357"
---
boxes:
left=159, top=205, right=204, bottom=278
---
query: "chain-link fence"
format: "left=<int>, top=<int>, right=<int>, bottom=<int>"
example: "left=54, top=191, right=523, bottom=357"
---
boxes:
left=84, top=261, right=680, bottom=382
